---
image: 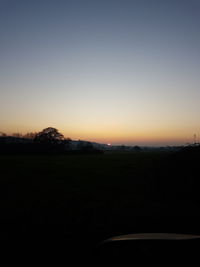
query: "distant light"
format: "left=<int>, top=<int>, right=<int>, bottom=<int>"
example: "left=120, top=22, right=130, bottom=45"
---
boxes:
left=107, top=143, right=111, bottom=146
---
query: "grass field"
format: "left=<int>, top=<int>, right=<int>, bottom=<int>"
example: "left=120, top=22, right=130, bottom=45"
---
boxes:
left=0, top=152, right=165, bottom=230
left=0, top=151, right=199, bottom=265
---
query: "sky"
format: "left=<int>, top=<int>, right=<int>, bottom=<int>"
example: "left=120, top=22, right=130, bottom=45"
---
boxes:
left=0, top=0, right=200, bottom=146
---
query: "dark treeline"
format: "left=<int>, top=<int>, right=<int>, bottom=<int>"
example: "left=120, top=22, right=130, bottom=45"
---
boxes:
left=0, top=141, right=103, bottom=155
left=0, top=127, right=103, bottom=155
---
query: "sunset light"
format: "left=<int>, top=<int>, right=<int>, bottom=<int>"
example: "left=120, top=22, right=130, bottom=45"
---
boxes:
left=0, top=0, right=199, bottom=145
left=1, top=1, right=200, bottom=264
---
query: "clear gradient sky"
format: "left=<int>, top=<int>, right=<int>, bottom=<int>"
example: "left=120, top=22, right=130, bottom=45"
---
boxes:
left=1, top=0, right=200, bottom=145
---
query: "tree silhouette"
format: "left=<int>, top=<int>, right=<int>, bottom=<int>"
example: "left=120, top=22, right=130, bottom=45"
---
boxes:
left=34, top=127, right=64, bottom=145
left=0, top=132, right=7, bottom=137
left=23, top=132, right=38, bottom=139
left=12, top=133, right=23, bottom=138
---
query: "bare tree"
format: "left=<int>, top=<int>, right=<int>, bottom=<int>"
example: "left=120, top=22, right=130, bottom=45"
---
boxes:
left=12, top=133, right=23, bottom=138
left=23, top=132, right=38, bottom=139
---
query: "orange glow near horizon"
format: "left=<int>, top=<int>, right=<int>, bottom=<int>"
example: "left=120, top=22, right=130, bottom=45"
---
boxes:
left=1, top=123, right=197, bottom=146
left=1, top=1, right=200, bottom=147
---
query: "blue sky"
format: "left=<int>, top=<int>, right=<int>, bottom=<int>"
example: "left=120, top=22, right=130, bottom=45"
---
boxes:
left=1, top=0, right=200, bottom=145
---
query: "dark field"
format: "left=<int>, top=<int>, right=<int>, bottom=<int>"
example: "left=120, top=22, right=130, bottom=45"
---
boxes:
left=0, top=152, right=165, bottom=232
left=0, top=151, right=200, bottom=265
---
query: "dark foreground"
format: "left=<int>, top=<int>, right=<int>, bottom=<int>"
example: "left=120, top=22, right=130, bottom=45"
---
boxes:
left=0, top=149, right=200, bottom=266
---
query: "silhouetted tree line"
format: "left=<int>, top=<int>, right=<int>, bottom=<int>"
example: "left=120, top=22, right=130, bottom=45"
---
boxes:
left=0, top=127, right=102, bottom=154
left=0, top=132, right=38, bottom=138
